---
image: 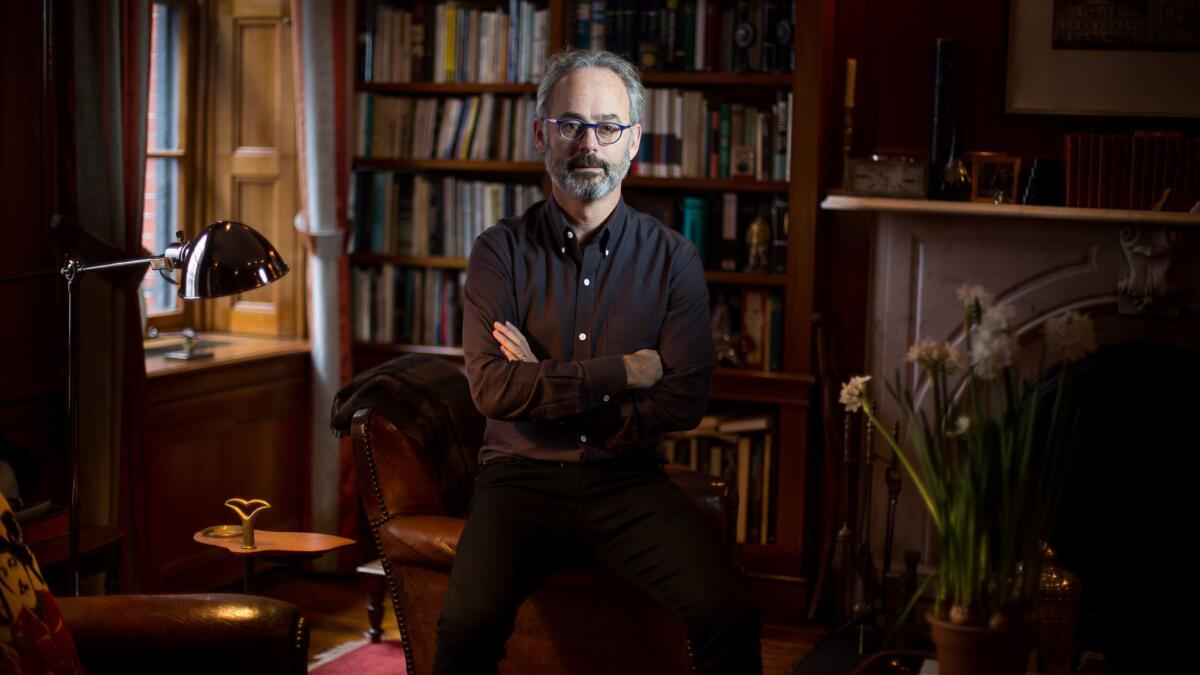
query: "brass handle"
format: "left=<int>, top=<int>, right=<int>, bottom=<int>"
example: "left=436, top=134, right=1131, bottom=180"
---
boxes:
left=224, top=498, right=271, bottom=550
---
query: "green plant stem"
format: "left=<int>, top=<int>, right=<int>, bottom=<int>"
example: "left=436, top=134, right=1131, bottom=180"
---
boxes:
left=861, top=399, right=942, bottom=531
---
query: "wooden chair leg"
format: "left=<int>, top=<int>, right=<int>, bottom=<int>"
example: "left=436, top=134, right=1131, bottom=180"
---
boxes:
left=358, top=561, right=387, bottom=643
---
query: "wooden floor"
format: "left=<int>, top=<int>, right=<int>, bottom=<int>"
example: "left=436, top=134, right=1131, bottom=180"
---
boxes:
left=255, top=569, right=826, bottom=674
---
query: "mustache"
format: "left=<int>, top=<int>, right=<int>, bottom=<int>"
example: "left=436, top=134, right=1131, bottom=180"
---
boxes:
left=568, top=155, right=608, bottom=170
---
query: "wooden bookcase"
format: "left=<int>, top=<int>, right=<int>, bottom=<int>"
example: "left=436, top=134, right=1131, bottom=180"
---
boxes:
left=346, top=0, right=823, bottom=622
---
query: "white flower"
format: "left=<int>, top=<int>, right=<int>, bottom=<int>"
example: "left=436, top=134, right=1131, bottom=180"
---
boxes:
left=1044, top=310, right=1097, bottom=363
left=906, top=338, right=958, bottom=372
left=979, top=303, right=1016, bottom=332
left=839, top=375, right=872, bottom=413
left=957, top=284, right=994, bottom=311
left=970, top=325, right=1018, bottom=380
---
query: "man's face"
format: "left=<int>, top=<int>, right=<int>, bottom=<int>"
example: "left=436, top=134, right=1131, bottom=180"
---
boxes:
left=535, top=68, right=641, bottom=202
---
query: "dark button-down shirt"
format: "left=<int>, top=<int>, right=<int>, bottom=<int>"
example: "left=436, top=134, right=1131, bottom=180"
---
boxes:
left=462, top=196, right=715, bottom=464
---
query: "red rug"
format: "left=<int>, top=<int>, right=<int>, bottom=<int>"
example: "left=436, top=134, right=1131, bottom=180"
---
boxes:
left=309, top=640, right=407, bottom=674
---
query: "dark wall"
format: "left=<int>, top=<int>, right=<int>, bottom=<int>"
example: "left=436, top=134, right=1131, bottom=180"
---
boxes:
left=827, top=0, right=1200, bottom=187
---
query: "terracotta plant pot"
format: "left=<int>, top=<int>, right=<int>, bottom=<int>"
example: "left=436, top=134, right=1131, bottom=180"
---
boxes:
left=928, top=613, right=1038, bottom=675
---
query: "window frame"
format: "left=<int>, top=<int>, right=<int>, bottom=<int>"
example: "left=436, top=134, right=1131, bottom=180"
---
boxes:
left=144, top=0, right=198, bottom=334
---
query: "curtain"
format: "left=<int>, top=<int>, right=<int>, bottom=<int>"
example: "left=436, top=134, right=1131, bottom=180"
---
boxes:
left=60, top=0, right=151, bottom=588
left=291, top=0, right=357, bottom=569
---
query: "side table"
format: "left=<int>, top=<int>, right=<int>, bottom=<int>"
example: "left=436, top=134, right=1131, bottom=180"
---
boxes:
left=194, top=529, right=354, bottom=593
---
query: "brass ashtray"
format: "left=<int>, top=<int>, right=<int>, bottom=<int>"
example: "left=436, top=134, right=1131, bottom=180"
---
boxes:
left=201, top=524, right=243, bottom=538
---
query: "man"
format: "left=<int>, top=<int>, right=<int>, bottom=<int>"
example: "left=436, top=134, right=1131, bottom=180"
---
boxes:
left=435, top=49, right=762, bottom=675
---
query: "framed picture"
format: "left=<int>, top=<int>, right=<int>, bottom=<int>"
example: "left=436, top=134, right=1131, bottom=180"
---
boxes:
left=1006, top=0, right=1200, bottom=117
left=971, top=156, right=1022, bottom=203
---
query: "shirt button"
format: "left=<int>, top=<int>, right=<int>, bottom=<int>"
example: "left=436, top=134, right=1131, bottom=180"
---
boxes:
left=578, top=332, right=587, bottom=341
left=583, top=278, right=591, bottom=286
left=560, top=246, right=566, bottom=254
left=566, top=231, right=574, bottom=239
left=603, top=394, right=610, bottom=402
left=580, top=435, right=588, bottom=443
left=605, top=249, right=610, bottom=256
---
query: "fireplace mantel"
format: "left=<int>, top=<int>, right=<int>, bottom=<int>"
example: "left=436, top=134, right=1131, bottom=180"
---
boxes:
left=823, top=193, right=1199, bottom=567
left=821, top=194, right=1200, bottom=226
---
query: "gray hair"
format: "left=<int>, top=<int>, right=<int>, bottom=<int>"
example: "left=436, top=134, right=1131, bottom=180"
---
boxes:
left=536, top=50, right=645, bottom=125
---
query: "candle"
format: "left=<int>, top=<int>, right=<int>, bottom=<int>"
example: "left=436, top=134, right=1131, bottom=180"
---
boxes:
left=844, top=58, right=857, bottom=109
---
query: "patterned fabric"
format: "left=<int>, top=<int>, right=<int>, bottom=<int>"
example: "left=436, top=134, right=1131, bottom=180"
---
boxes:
left=0, top=495, right=81, bottom=675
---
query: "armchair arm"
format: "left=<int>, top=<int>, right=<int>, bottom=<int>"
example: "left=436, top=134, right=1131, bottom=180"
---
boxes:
left=58, top=593, right=308, bottom=675
left=378, top=514, right=466, bottom=570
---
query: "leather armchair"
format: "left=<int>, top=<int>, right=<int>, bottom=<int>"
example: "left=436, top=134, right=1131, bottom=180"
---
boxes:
left=58, top=593, right=308, bottom=674
left=345, top=360, right=735, bottom=675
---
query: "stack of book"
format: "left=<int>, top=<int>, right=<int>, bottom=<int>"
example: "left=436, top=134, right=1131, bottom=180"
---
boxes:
left=352, top=266, right=465, bottom=346
left=1064, top=131, right=1199, bottom=211
left=573, top=0, right=795, bottom=74
left=355, top=94, right=538, bottom=162
left=632, top=88, right=791, bottom=182
left=350, top=173, right=543, bottom=258
left=359, top=0, right=549, bottom=84
left=660, top=413, right=776, bottom=545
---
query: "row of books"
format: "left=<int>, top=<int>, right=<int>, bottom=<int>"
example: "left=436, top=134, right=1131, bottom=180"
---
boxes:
left=350, top=172, right=544, bottom=258
left=660, top=413, right=776, bottom=544
left=355, top=93, right=539, bottom=162
left=631, top=89, right=791, bottom=181
left=352, top=265, right=465, bottom=346
left=711, top=288, right=784, bottom=372
left=360, top=0, right=549, bottom=84
left=632, top=193, right=788, bottom=273
left=574, top=0, right=794, bottom=74
left=1064, top=131, right=1200, bottom=211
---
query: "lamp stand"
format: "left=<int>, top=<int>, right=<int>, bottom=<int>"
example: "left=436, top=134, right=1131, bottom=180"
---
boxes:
left=4, top=254, right=158, bottom=596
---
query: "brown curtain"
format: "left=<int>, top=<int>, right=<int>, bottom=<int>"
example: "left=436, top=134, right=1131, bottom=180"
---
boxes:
left=57, top=0, right=151, bottom=590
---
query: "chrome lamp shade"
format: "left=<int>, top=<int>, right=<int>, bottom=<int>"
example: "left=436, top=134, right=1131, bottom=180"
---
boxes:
left=175, top=220, right=290, bottom=299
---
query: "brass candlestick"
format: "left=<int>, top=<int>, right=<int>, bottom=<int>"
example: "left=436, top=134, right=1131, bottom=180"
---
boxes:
left=224, top=498, right=271, bottom=550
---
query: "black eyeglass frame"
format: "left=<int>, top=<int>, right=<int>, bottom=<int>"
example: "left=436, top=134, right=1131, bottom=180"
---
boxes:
left=542, top=117, right=634, bottom=145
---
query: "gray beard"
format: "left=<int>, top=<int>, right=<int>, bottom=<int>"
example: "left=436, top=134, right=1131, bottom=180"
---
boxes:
left=544, top=150, right=631, bottom=201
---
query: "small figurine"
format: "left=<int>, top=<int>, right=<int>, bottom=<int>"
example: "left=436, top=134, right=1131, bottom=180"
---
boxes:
left=745, top=215, right=771, bottom=272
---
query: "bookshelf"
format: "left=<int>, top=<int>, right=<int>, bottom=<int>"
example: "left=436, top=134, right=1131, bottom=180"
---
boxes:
left=347, top=0, right=823, bottom=622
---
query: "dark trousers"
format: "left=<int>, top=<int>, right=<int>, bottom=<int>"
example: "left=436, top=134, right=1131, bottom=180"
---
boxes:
left=432, top=457, right=762, bottom=675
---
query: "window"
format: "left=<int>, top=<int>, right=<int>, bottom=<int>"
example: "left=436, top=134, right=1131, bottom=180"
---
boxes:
left=142, top=2, right=188, bottom=320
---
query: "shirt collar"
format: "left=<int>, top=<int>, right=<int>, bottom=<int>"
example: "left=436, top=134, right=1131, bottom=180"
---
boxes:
left=545, top=195, right=627, bottom=256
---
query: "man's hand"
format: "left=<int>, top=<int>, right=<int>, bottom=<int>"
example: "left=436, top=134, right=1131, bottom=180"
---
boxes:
left=493, top=321, right=538, bottom=363
left=623, top=349, right=663, bottom=389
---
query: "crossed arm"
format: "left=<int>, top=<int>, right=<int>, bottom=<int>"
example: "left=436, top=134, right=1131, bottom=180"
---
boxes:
left=491, top=320, right=662, bottom=389
left=462, top=237, right=715, bottom=448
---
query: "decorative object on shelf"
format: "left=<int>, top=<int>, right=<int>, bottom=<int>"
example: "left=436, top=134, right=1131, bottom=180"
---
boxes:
left=939, top=126, right=972, bottom=201
left=844, top=155, right=929, bottom=199
left=0, top=217, right=289, bottom=596
left=163, top=327, right=213, bottom=361
left=1020, top=158, right=1065, bottom=206
left=970, top=155, right=1021, bottom=204
left=744, top=214, right=771, bottom=272
left=223, top=498, right=272, bottom=550
left=842, top=57, right=857, bottom=171
left=840, top=285, right=1097, bottom=675
left=1035, top=543, right=1081, bottom=675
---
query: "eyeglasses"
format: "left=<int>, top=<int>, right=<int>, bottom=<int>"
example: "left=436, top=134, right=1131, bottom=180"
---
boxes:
left=543, top=118, right=632, bottom=145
